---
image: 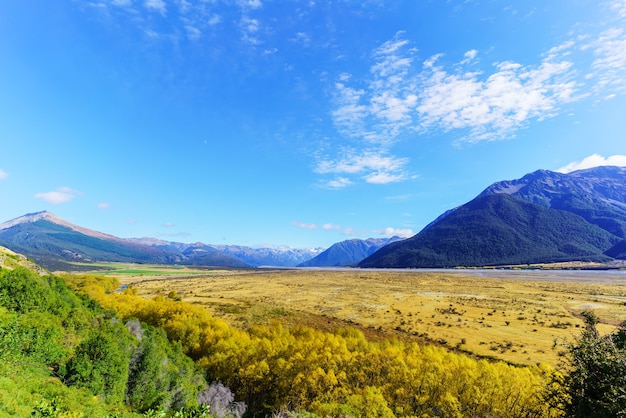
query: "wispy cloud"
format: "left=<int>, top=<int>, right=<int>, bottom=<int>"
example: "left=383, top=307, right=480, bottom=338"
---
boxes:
left=318, top=4, right=626, bottom=188
left=237, top=0, right=263, bottom=9
left=417, top=51, right=578, bottom=142
left=144, top=0, right=166, bottom=15
left=162, top=221, right=176, bottom=228
left=292, top=221, right=318, bottom=230
left=373, top=227, right=414, bottom=238
left=0, top=169, right=8, bottom=180
left=97, top=202, right=111, bottom=210
left=331, top=33, right=418, bottom=145
left=610, top=0, right=626, bottom=18
left=90, top=0, right=260, bottom=42
left=34, top=187, right=83, bottom=204
left=315, top=147, right=411, bottom=188
left=556, top=154, right=626, bottom=173
left=586, top=27, right=626, bottom=94
left=240, top=16, right=261, bottom=45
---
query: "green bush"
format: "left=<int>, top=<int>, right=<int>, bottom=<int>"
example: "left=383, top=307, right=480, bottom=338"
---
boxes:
left=558, top=311, right=626, bottom=417
left=64, top=323, right=132, bottom=404
left=126, top=322, right=203, bottom=412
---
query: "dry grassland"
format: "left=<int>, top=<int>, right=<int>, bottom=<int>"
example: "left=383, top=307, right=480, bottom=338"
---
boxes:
left=119, top=268, right=626, bottom=366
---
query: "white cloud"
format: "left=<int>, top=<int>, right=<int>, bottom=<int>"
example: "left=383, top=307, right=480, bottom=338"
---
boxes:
left=374, top=227, right=414, bottom=238
left=240, top=16, right=261, bottom=44
left=587, top=27, right=626, bottom=94
left=610, top=0, right=626, bottom=18
left=0, top=169, right=8, bottom=180
left=323, top=177, right=353, bottom=189
left=322, top=223, right=341, bottom=231
left=331, top=32, right=418, bottom=146
left=292, top=221, right=318, bottom=230
left=97, top=202, right=111, bottom=210
left=364, top=171, right=407, bottom=184
left=144, top=0, right=166, bottom=15
left=556, top=154, right=626, bottom=173
left=316, top=150, right=409, bottom=185
left=112, top=0, right=132, bottom=6
left=34, top=187, right=83, bottom=204
left=207, top=14, right=222, bottom=26
left=162, top=222, right=176, bottom=228
left=417, top=53, right=578, bottom=142
left=238, top=0, right=262, bottom=9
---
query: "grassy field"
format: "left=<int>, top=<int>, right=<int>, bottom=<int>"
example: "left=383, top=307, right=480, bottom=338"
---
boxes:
left=99, top=267, right=626, bottom=367
left=62, top=261, right=235, bottom=277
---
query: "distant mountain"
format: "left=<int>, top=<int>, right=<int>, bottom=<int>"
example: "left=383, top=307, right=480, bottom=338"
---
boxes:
left=479, top=166, right=626, bottom=238
left=359, top=193, right=621, bottom=268
left=128, top=239, right=324, bottom=267
left=0, top=212, right=250, bottom=269
left=0, top=212, right=324, bottom=270
left=298, top=237, right=402, bottom=267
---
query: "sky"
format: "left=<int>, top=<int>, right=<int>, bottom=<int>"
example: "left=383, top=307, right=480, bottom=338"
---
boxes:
left=1, top=0, right=626, bottom=249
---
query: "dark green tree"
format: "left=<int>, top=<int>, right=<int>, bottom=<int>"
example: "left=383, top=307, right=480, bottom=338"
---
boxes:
left=64, top=323, right=132, bottom=404
left=561, top=311, right=626, bottom=417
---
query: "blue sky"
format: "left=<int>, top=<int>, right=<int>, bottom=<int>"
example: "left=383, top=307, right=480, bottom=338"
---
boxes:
left=1, top=0, right=625, bottom=249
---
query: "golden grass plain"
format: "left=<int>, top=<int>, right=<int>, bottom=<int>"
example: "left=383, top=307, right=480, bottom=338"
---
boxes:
left=115, top=267, right=626, bottom=367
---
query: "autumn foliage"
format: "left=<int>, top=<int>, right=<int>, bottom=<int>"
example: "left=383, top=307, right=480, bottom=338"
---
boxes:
left=86, top=278, right=560, bottom=417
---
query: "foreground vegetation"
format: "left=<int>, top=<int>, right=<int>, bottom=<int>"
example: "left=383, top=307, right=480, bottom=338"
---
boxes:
left=2, top=261, right=625, bottom=416
left=122, top=268, right=626, bottom=366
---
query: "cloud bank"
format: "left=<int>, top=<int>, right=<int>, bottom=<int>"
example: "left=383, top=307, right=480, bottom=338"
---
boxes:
left=556, top=154, right=626, bottom=173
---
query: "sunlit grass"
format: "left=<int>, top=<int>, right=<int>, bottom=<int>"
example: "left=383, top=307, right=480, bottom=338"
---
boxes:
left=122, top=268, right=626, bottom=366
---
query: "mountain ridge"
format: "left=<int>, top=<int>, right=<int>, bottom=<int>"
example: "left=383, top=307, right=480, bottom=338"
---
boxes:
left=361, top=166, right=626, bottom=268
left=298, top=237, right=402, bottom=267
left=0, top=211, right=322, bottom=269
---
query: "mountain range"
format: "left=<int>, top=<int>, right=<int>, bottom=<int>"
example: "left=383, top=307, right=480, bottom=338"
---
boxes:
left=298, top=237, right=403, bottom=267
left=2, top=166, right=626, bottom=270
left=361, top=166, right=626, bottom=268
left=0, top=212, right=324, bottom=270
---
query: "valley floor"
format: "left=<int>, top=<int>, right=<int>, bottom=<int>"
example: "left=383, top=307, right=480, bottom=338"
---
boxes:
left=113, top=267, right=626, bottom=366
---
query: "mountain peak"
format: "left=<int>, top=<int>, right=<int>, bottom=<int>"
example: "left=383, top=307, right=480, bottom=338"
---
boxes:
left=0, top=211, right=123, bottom=242
left=0, top=211, right=58, bottom=231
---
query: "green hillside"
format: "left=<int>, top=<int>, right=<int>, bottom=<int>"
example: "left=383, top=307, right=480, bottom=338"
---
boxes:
left=0, top=265, right=236, bottom=417
left=0, top=220, right=178, bottom=267
left=360, top=194, right=621, bottom=268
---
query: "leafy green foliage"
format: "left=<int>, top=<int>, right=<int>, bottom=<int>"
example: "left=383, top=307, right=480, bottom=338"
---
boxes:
left=557, top=312, right=626, bottom=417
left=64, top=323, right=133, bottom=404
left=0, top=266, right=211, bottom=416
left=126, top=323, right=204, bottom=412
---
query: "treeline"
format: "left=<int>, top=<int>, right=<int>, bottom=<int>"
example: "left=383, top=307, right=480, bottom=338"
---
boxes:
left=0, top=267, right=243, bottom=417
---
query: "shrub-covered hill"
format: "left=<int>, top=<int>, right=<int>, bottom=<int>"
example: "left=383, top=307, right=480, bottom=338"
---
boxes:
left=360, top=193, right=621, bottom=268
left=0, top=266, right=245, bottom=417
left=1, top=257, right=566, bottom=417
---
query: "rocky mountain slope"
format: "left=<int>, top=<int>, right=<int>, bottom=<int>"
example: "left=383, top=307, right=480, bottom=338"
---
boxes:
left=0, top=212, right=325, bottom=269
left=361, top=166, right=626, bottom=268
left=298, top=237, right=402, bottom=267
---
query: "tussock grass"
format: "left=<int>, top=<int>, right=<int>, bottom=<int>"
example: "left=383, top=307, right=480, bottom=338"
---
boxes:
left=119, top=268, right=626, bottom=366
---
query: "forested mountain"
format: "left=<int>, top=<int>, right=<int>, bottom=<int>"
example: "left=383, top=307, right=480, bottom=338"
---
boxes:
left=298, top=237, right=402, bottom=267
left=479, top=166, right=626, bottom=237
left=0, top=212, right=182, bottom=269
left=361, top=166, right=626, bottom=268
left=360, top=193, right=622, bottom=268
